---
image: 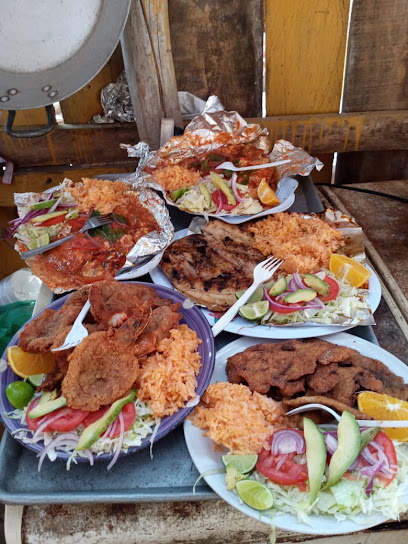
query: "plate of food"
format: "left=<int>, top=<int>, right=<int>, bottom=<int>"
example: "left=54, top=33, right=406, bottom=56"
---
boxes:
left=0, top=281, right=215, bottom=470
left=124, top=107, right=322, bottom=224
left=184, top=334, right=408, bottom=534
left=7, top=177, right=174, bottom=293
left=149, top=211, right=381, bottom=339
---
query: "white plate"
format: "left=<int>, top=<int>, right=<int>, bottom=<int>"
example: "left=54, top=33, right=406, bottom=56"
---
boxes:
left=167, top=177, right=298, bottom=225
left=149, top=230, right=381, bottom=339
left=184, top=333, right=408, bottom=535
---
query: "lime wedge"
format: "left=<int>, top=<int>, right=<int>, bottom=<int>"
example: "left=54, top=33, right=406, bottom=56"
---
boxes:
left=28, top=374, right=46, bottom=388
left=236, top=480, right=274, bottom=511
left=27, top=233, right=50, bottom=250
left=222, top=454, right=258, bottom=474
left=5, top=381, right=35, bottom=409
left=235, top=288, right=264, bottom=304
left=239, top=301, right=269, bottom=321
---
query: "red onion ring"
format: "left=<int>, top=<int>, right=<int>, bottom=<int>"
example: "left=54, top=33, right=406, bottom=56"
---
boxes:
left=264, top=289, right=318, bottom=313
left=230, top=173, right=247, bottom=203
left=289, top=278, right=297, bottom=292
left=324, top=433, right=338, bottom=455
left=293, top=273, right=306, bottom=290
left=215, top=190, right=224, bottom=214
left=107, top=411, right=125, bottom=470
left=49, top=196, right=62, bottom=213
left=271, top=429, right=305, bottom=455
left=275, top=453, right=290, bottom=471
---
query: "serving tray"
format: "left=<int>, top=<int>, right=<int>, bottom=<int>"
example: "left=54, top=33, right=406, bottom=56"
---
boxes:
left=0, top=176, right=379, bottom=505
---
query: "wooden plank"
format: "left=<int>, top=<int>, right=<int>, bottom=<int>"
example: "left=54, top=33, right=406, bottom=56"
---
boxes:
left=168, top=0, right=263, bottom=117
left=121, top=0, right=182, bottom=149
left=0, top=123, right=139, bottom=168
left=59, top=45, right=124, bottom=124
left=0, top=163, right=135, bottom=207
left=0, top=108, right=48, bottom=127
left=336, top=0, right=408, bottom=183
left=265, top=0, right=350, bottom=116
left=1, top=111, right=408, bottom=170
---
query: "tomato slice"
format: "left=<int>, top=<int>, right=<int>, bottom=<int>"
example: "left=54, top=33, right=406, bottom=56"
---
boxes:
left=211, top=190, right=236, bottom=211
left=68, top=234, right=101, bottom=251
left=269, top=301, right=300, bottom=314
left=319, top=275, right=340, bottom=302
left=26, top=397, right=53, bottom=432
left=83, top=402, right=136, bottom=437
left=47, top=407, right=90, bottom=433
left=370, top=431, right=398, bottom=486
left=256, top=432, right=308, bottom=485
left=34, top=215, right=66, bottom=227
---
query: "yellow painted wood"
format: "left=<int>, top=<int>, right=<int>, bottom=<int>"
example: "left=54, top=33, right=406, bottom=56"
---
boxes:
left=265, top=0, right=350, bottom=115
left=0, top=108, right=48, bottom=127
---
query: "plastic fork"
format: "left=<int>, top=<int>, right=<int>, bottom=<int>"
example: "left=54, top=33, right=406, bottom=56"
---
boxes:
left=51, top=300, right=90, bottom=352
left=21, top=214, right=112, bottom=259
left=211, top=257, right=283, bottom=337
left=215, top=159, right=290, bottom=172
left=286, top=403, right=408, bottom=428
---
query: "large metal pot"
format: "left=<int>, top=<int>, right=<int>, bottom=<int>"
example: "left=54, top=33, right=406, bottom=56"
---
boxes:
left=0, top=0, right=131, bottom=137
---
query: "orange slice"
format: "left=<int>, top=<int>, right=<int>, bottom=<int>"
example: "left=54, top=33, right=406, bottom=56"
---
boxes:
left=357, top=392, right=408, bottom=441
left=329, top=254, right=371, bottom=288
left=7, top=346, right=55, bottom=379
left=257, top=180, right=280, bottom=207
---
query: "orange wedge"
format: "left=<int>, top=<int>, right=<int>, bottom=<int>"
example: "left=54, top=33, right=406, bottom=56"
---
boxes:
left=357, top=392, right=408, bottom=441
left=257, top=180, right=280, bottom=207
left=329, top=254, right=371, bottom=288
left=7, top=346, right=55, bottom=379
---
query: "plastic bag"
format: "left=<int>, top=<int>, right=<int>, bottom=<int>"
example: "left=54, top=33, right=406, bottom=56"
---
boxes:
left=0, top=301, right=35, bottom=356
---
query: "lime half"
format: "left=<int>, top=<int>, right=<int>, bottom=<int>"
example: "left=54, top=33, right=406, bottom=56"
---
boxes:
left=6, top=381, right=35, bottom=409
left=235, top=288, right=264, bottom=304
left=236, top=480, right=274, bottom=511
left=222, top=454, right=258, bottom=474
left=28, top=374, right=46, bottom=388
left=27, top=233, right=50, bottom=250
left=239, top=301, right=269, bottom=321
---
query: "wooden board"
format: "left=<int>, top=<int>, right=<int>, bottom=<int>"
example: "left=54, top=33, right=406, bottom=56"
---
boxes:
left=336, top=0, right=408, bottom=182
left=168, top=0, right=263, bottom=117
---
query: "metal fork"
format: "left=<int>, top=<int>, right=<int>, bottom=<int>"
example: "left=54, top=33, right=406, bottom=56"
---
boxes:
left=211, top=257, right=283, bottom=337
left=21, top=214, right=112, bottom=259
left=215, top=159, right=290, bottom=172
left=51, top=300, right=91, bottom=352
left=286, top=403, right=408, bottom=428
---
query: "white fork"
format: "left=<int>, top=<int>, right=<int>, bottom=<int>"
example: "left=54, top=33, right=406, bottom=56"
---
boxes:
left=211, top=257, right=283, bottom=337
left=51, top=300, right=90, bottom=352
left=215, top=159, right=290, bottom=172
left=286, top=403, right=408, bottom=428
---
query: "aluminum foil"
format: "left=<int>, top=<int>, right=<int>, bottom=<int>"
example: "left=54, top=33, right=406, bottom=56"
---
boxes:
left=13, top=178, right=174, bottom=291
left=271, top=139, right=323, bottom=180
left=93, top=71, right=135, bottom=124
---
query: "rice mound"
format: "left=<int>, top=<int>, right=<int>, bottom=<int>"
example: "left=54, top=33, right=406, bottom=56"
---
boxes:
left=153, top=165, right=200, bottom=192
left=137, top=325, right=202, bottom=418
left=248, top=212, right=345, bottom=274
left=68, top=178, right=130, bottom=214
left=189, top=382, right=284, bottom=454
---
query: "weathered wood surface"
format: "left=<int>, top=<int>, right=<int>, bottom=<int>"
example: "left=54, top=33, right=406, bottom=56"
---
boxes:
left=5, top=502, right=408, bottom=544
left=336, top=0, right=408, bottom=183
left=168, top=0, right=263, bottom=117
left=121, top=0, right=182, bottom=149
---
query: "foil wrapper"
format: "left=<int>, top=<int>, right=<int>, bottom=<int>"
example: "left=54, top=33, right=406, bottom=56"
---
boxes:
left=271, top=140, right=323, bottom=180
left=13, top=178, right=174, bottom=291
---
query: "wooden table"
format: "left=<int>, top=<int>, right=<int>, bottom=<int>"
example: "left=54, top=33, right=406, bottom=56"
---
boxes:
left=5, top=180, right=408, bottom=544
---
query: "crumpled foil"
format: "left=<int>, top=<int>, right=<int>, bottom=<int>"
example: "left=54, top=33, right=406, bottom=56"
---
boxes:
left=13, top=178, right=174, bottom=292
left=271, top=139, right=323, bottom=179
left=93, top=71, right=135, bottom=124
left=184, top=210, right=374, bottom=327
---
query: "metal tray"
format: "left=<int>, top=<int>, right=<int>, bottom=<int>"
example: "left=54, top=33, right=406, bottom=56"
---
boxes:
left=0, top=177, right=378, bottom=505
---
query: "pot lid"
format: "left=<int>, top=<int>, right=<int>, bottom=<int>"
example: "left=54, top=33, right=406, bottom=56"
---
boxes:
left=0, top=0, right=131, bottom=110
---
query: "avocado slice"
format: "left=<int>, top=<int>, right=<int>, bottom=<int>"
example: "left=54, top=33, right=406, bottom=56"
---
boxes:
left=28, top=395, right=67, bottom=419
left=303, top=274, right=329, bottom=297
left=210, top=172, right=236, bottom=205
left=284, top=289, right=317, bottom=304
left=199, top=183, right=212, bottom=207
left=169, top=187, right=189, bottom=202
left=77, top=389, right=137, bottom=450
left=304, top=417, right=327, bottom=503
left=31, top=199, right=57, bottom=210
left=38, top=390, right=58, bottom=404
left=268, top=277, right=288, bottom=297
left=359, top=427, right=381, bottom=455
left=326, top=410, right=361, bottom=488
left=31, top=211, right=67, bottom=223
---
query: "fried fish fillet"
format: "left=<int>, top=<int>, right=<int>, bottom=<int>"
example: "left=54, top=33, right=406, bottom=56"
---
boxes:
left=160, top=232, right=265, bottom=311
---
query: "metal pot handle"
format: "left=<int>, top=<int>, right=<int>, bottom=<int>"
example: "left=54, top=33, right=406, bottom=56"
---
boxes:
left=5, top=105, right=54, bottom=138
